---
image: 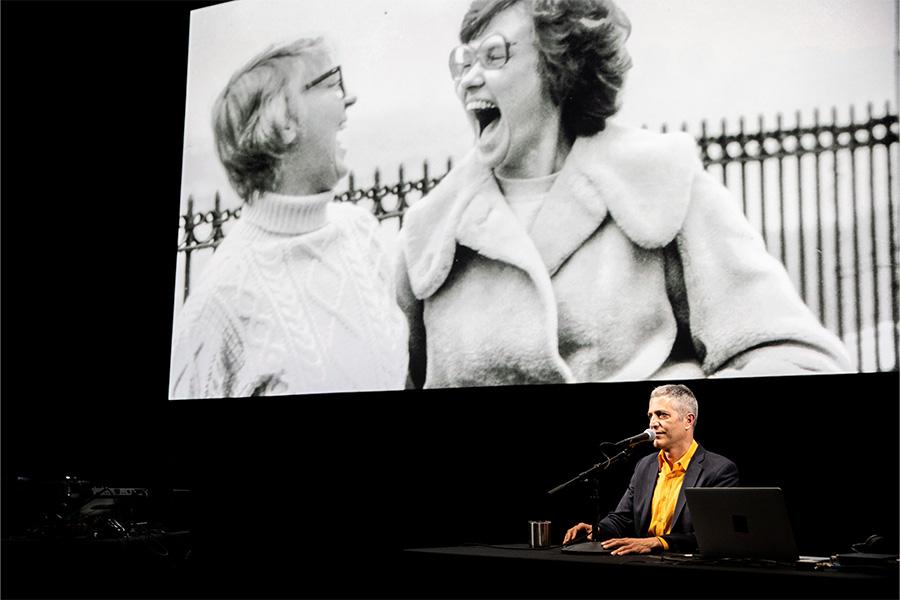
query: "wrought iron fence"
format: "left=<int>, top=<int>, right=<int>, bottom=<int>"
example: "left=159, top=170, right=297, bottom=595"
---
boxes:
left=175, top=157, right=453, bottom=305
left=176, top=103, right=899, bottom=373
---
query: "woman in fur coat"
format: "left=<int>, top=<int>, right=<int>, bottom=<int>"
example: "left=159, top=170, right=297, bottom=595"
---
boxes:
left=396, top=0, right=850, bottom=388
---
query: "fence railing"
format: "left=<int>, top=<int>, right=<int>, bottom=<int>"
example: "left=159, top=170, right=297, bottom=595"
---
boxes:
left=176, top=104, right=899, bottom=373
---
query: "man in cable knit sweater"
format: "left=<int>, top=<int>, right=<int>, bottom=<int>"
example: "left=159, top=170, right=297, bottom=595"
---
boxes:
left=170, top=37, right=408, bottom=399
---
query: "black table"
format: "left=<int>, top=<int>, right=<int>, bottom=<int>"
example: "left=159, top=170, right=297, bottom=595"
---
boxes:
left=403, top=545, right=899, bottom=599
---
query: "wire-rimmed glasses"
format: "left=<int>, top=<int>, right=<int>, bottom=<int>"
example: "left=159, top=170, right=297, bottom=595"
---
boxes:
left=304, top=65, right=346, bottom=99
left=448, top=34, right=517, bottom=80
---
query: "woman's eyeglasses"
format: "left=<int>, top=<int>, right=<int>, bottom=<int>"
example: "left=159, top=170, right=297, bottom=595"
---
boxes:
left=304, top=65, right=346, bottom=99
left=448, top=34, right=516, bottom=80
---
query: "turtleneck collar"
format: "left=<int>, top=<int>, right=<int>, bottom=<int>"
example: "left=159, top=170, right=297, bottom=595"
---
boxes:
left=241, top=190, right=333, bottom=235
left=494, top=171, right=559, bottom=205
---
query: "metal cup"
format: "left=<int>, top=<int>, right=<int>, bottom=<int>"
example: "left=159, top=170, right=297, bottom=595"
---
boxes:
left=529, top=520, right=551, bottom=548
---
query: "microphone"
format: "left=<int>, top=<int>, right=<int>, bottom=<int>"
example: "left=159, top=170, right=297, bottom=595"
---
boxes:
left=613, top=428, right=656, bottom=448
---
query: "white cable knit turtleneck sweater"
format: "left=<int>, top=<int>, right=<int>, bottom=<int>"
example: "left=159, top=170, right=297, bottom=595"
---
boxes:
left=169, top=191, right=408, bottom=398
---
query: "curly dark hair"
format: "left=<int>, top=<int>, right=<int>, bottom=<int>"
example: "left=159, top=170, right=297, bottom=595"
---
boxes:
left=460, top=0, right=632, bottom=140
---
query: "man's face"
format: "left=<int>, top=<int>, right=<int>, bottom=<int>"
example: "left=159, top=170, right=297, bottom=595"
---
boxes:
left=290, top=54, right=356, bottom=192
left=647, top=396, right=692, bottom=452
left=452, top=2, right=557, bottom=171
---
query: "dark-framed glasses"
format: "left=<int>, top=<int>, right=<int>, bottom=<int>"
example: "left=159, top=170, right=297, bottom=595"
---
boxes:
left=448, top=33, right=516, bottom=80
left=304, top=65, right=346, bottom=99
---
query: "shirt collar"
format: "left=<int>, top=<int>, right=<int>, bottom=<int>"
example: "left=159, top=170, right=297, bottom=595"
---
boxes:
left=657, top=438, right=699, bottom=472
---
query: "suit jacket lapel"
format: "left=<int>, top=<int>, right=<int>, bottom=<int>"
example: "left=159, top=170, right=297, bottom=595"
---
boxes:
left=673, top=446, right=706, bottom=528
left=637, top=457, right=659, bottom=534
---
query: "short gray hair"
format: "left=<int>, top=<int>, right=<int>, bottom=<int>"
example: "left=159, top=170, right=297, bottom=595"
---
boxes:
left=650, top=384, right=698, bottom=420
left=212, top=37, right=326, bottom=202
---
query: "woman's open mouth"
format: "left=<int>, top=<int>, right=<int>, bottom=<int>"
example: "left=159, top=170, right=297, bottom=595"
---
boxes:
left=467, top=99, right=501, bottom=138
left=464, top=97, right=509, bottom=168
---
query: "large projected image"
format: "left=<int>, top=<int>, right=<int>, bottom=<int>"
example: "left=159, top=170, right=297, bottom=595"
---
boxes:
left=170, top=0, right=898, bottom=399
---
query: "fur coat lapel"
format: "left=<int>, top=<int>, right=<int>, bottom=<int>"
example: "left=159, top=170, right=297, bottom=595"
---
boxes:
left=402, top=123, right=699, bottom=298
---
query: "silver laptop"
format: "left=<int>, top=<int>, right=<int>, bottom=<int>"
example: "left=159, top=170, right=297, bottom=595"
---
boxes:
left=684, top=487, right=799, bottom=563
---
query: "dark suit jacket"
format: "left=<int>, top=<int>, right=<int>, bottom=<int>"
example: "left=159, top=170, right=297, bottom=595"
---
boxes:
left=595, top=443, right=739, bottom=553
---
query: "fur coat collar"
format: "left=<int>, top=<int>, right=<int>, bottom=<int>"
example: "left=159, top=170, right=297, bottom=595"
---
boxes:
left=403, top=122, right=699, bottom=300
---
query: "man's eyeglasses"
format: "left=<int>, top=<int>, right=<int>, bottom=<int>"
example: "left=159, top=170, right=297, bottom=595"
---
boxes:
left=448, top=34, right=517, bottom=80
left=304, top=65, right=346, bottom=99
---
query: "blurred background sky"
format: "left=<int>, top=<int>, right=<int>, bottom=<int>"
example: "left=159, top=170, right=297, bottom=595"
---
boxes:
left=179, top=0, right=897, bottom=211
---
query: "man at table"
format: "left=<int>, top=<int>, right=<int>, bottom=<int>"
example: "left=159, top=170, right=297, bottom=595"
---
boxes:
left=563, top=384, right=739, bottom=555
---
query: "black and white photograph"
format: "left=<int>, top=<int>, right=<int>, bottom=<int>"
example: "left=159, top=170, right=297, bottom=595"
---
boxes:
left=170, top=0, right=896, bottom=399
left=2, top=1, right=898, bottom=599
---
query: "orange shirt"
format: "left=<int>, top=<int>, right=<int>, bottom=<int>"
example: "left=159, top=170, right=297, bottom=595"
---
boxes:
left=648, top=439, right=699, bottom=550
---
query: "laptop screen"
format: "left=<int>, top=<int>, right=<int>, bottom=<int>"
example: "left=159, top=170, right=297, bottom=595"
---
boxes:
left=684, top=487, right=799, bottom=562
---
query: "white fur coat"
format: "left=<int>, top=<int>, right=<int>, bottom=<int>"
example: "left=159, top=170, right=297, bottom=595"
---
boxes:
left=397, top=122, right=851, bottom=388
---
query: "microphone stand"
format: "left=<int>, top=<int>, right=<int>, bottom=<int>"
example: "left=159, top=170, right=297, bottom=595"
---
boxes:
left=547, top=443, right=633, bottom=554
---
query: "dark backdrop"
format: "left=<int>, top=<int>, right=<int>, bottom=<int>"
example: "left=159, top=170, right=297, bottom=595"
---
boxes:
left=2, top=2, right=898, bottom=598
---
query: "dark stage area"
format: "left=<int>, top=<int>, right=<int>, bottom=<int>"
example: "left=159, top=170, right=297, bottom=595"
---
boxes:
left=3, top=374, right=898, bottom=598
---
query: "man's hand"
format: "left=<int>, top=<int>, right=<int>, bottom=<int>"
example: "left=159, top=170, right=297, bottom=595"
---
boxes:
left=600, top=537, right=662, bottom=556
left=562, top=522, right=592, bottom=544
